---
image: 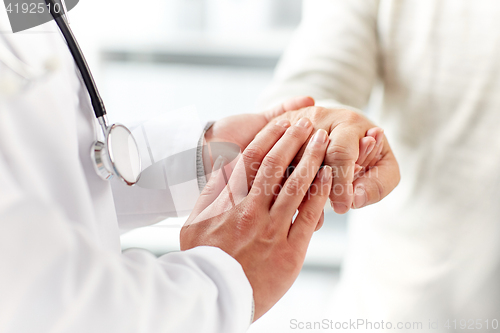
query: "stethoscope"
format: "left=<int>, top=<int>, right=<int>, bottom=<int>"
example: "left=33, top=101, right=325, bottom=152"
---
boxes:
left=43, top=0, right=142, bottom=186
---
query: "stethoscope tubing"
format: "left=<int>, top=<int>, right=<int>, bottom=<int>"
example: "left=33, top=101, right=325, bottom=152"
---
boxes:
left=6, top=0, right=144, bottom=186
left=44, top=0, right=107, bottom=119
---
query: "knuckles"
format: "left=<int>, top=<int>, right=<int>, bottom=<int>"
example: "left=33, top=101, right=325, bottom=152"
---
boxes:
left=260, top=225, right=279, bottom=243
left=304, top=147, right=326, bottom=161
left=236, top=202, right=259, bottom=229
left=286, top=125, right=307, bottom=140
left=243, top=146, right=266, bottom=163
left=308, top=106, right=330, bottom=124
left=299, top=207, right=319, bottom=227
left=300, top=106, right=370, bottom=133
left=341, top=110, right=364, bottom=125
left=261, top=152, right=285, bottom=170
left=284, top=175, right=307, bottom=197
left=197, top=187, right=219, bottom=206
left=326, top=143, right=358, bottom=163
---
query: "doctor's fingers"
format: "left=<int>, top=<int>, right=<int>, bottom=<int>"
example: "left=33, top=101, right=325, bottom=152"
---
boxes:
left=288, top=166, right=332, bottom=253
left=249, top=118, right=314, bottom=206
left=270, top=129, right=330, bottom=226
left=315, top=211, right=325, bottom=232
left=194, top=121, right=292, bottom=216
left=352, top=147, right=400, bottom=210
left=231, top=119, right=292, bottom=199
left=189, top=156, right=230, bottom=218
left=262, top=96, right=315, bottom=121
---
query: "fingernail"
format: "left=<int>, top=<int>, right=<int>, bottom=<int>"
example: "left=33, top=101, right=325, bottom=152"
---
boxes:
left=333, top=203, right=348, bottom=214
left=353, top=185, right=367, bottom=209
left=276, top=119, right=291, bottom=128
left=295, top=117, right=311, bottom=128
left=320, top=165, right=332, bottom=182
left=365, top=140, right=376, bottom=156
left=213, top=155, right=226, bottom=172
left=311, top=129, right=328, bottom=144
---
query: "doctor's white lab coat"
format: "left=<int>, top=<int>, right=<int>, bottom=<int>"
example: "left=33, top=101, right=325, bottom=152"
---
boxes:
left=0, top=17, right=253, bottom=333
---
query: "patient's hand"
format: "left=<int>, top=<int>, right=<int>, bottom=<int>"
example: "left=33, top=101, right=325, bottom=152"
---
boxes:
left=270, top=106, right=400, bottom=214
left=203, top=96, right=379, bottom=172
left=202, top=96, right=315, bottom=179
left=355, top=127, right=384, bottom=179
left=203, top=98, right=398, bottom=215
left=205, top=96, right=315, bottom=153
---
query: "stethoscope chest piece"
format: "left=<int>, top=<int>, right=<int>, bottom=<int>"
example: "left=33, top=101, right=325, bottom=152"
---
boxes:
left=45, top=0, right=143, bottom=186
left=91, top=123, right=142, bottom=186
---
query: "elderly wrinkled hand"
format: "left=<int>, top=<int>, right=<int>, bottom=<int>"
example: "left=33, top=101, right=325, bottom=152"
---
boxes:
left=270, top=105, right=400, bottom=214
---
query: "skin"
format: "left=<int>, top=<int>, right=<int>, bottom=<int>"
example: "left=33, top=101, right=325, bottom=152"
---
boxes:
left=270, top=106, right=400, bottom=213
left=181, top=118, right=332, bottom=321
left=202, top=96, right=317, bottom=175
left=183, top=98, right=398, bottom=320
left=203, top=98, right=395, bottom=214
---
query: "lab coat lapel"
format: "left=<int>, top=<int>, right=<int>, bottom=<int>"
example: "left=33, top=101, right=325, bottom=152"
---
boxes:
left=0, top=17, right=60, bottom=76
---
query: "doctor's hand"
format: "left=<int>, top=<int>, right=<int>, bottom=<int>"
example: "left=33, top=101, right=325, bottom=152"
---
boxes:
left=181, top=118, right=332, bottom=321
left=270, top=106, right=400, bottom=214
left=201, top=96, right=315, bottom=179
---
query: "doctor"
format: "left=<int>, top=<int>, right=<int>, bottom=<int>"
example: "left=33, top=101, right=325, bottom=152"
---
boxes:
left=0, top=4, right=399, bottom=333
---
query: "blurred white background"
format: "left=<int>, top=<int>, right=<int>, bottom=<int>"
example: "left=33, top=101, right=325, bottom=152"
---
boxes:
left=68, top=1, right=347, bottom=331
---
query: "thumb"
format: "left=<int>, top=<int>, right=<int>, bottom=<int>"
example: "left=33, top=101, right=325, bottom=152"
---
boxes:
left=190, top=156, right=228, bottom=217
left=352, top=150, right=400, bottom=209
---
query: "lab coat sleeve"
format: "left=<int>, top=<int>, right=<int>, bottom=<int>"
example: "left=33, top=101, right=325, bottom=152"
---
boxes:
left=0, top=154, right=253, bottom=333
left=259, top=0, right=380, bottom=111
left=111, top=108, right=207, bottom=232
